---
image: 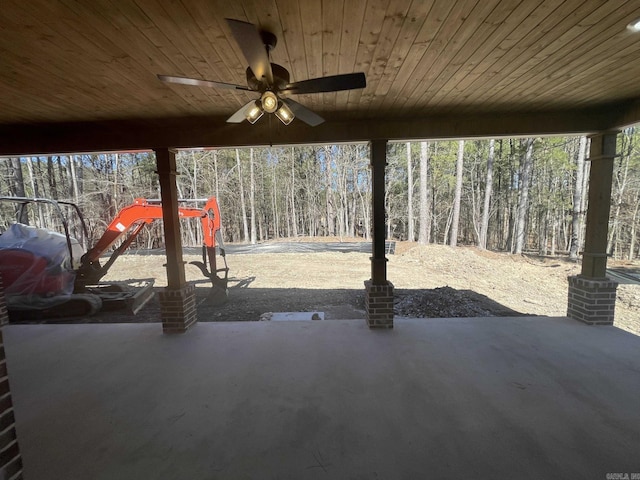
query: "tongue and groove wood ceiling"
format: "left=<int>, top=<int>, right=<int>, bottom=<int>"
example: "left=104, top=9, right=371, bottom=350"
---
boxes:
left=1, top=0, right=640, bottom=150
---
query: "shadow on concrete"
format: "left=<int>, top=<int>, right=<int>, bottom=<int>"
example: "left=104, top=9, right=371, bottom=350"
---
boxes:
left=8, top=283, right=527, bottom=324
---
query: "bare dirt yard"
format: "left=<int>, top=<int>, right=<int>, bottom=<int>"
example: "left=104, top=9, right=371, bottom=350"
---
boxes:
left=83, top=239, right=640, bottom=336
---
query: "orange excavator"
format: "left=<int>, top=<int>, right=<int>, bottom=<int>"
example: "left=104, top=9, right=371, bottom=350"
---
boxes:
left=0, top=196, right=228, bottom=317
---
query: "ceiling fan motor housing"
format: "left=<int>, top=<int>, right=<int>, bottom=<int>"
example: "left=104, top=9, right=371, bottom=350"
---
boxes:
left=246, top=64, right=290, bottom=92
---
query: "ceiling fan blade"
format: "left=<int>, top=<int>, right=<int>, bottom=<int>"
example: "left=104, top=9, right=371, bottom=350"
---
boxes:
left=225, top=19, right=274, bottom=85
left=226, top=100, right=257, bottom=123
left=157, top=75, right=250, bottom=91
left=282, top=98, right=324, bottom=127
left=281, top=73, right=366, bottom=95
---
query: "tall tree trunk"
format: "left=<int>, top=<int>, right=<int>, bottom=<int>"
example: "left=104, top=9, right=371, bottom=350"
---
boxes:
left=478, top=139, right=495, bottom=249
left=449, top=140, right=464, bottom=247
left=406, top=142, right=414, bottom=241
left=25, top=157, right=45, bottom=225
left=629, top=194, right=639, bottom=260
left=69, top=155, right=81, bottom=204
left=290, top=147, right=298, bottom=238
left=514, top=138, right=535, bottom=254
left=112, top=153, right=120, bottom=217
left=213, top=150, right=220, bottom=201
left=608, top=132, right=633, bottom=256
left=236, top=149, right=249, bottom=242
left=9, top=158, right=27, bottom=198
left=8, top=158, right=28, bottom=223
left=190, top=152, right=197, bottom=200
left=418, top=141, right=431, bottom=244
left=323, top=148, right=335, bottom=236
left=569, top=136, right=587, bottom=259
left=47, top=156, right=58, bottom=200
left=272, top=155, right=280, bottom=239
left=249, top=148, right=257, bottom=244
left=579, top=159, right=590, bottom=253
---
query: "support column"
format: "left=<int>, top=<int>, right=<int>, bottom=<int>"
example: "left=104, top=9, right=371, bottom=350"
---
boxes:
left=0, top=274, right=24, bottom=479
left=567, top=132, right=619, bottom=325
left=155, top=148, right=197, bottom=333
left=365, top=140, right=394, bottom=328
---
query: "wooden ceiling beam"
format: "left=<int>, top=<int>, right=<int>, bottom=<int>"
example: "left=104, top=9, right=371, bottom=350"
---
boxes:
left=0, top=103, right=631, bottom=156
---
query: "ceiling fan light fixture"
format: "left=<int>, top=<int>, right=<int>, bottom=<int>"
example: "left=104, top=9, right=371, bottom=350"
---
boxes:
left=627, top=18, right=640, bottom=32
left=261, top=91, right=279, bottom=113
left=275, top=101, right=295, bottom=125
left=246, top=101, right=264, bottom=124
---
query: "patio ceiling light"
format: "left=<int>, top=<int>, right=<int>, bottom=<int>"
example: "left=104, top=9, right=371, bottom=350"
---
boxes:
left=245, top=101, right=264, bottom=124
left=275, top=101, right=294, bottom=125
left=627, top=18, right=640, bottom=32
left=244, top=92, right=296, bottom=125
left=261, top=91, right=278, bottom=113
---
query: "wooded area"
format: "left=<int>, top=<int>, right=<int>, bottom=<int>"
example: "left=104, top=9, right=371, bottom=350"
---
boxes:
left=1, top=129, right=639, bottom=260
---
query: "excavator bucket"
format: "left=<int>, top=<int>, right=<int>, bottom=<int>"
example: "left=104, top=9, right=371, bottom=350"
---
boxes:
left=190, top=231, right=229, bottom=306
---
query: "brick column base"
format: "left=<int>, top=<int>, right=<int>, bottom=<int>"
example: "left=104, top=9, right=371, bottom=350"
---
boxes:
left=364, top=280, right=394, bottom=329
left=0, top=274, right=24, bottom=479
left=158, top=283, right=197, bottom=334
left=567, top=275, right=618, bottom=325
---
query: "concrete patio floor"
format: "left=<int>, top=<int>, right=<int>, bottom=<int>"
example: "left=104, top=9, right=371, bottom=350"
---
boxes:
left=3, top=317, right=640, bottom=479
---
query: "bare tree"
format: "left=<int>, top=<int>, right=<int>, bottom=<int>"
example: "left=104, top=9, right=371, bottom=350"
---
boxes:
left=418, top=141, right=431, bottom=244
left=406, top=142, right=414, bottom=241
left=514, top=138, right=535, bottom=254
left=449, top=140, right=464, bottom=247
left=69, top=155, right=81, bottom=204
left=236, top=149, right=249, bottom=242
left=249, top=148, right=257, bottom=244
left=569, top=136, right=587, bottom=260
left=478, top=139, right=495, bottom=249
left=3, top=158, right=28, bottom=223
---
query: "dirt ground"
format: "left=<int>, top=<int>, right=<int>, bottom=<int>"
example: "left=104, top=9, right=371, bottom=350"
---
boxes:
left=79, top=240, right=640, bottom=336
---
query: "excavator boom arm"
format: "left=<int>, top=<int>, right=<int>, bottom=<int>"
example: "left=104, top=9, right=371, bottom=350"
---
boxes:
left=77, top=197, right=223, bottom=286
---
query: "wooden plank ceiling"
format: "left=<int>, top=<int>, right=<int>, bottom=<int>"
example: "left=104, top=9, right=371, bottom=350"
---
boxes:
left=1, top=0, right=640, bottom=151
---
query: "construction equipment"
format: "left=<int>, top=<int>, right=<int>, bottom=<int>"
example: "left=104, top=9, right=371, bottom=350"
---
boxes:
left=0, top=196, right=228, bottom=318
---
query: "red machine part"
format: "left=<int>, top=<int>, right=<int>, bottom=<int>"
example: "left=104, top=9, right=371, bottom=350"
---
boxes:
left=0, top=249, right=75, bottom=295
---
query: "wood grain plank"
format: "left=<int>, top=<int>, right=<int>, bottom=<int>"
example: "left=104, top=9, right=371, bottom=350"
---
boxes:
left=0, top=78, right=88, bottom=123
left=378, top=0, right=456, bottom=112
left=2, top=1, right=173, bottom=119
left=445, top=2, right=596, bottom=112
left=536, top=45, right=640, bottom=109
left=386, top=0, right=479, bottom=113
left=186, top=0, right=260, bottom=110
left=462, top=2, right=618, bottom=111
left=170, top=0, right=247, bottom=89
left=299, top=0, right=324, bottom=113
left=400, top=0, right=507, bottom=113
left=272, top=0, right=316, bottom=112
left=335, top=0, right=367, bottom=114
left=359, top=0, right=413, bottom=110
left=440, top=0, right=571, bottom=109
left=77, top=0, right=216, bottom=114
left=345, top=0, right=387, bottom=113
left=321, top=0, right=344, bottom=110
left=1, top=0, right=640, bottom=127
left=366, top=0, right=434, bottom=112
left=132, top=0, right=237, bottom=107
left=496, top=5, right=640, bottom=109
left=425, top=0, right=540, bottom=110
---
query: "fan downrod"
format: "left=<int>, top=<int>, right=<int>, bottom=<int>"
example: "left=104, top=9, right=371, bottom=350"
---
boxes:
left=260, top=31, right=277, bottom=52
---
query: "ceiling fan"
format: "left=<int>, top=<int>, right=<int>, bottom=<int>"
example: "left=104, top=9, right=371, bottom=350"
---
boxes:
left=157, top=19, right=366, bottom=127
